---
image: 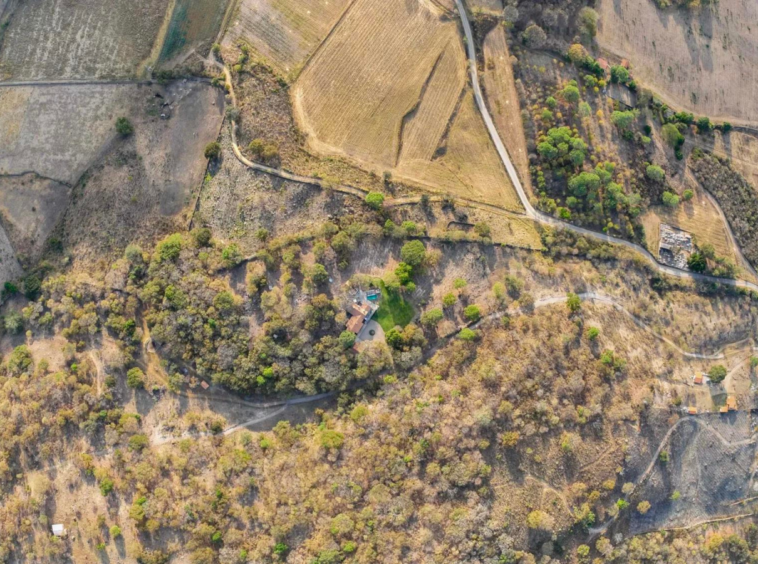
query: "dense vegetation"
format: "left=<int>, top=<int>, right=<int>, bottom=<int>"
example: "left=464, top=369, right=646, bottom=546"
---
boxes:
left=690, top=150, right=758, bottom=268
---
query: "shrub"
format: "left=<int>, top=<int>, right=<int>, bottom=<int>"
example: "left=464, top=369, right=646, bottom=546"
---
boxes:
left=320, top=430, right=345, bottom=449
left=126, top=367, right=145, bottom=389
left=687, top=252, right=707, bottom=272
left=128, top=434, right=149, bottom=451
left=662, top=123, right=685, bottom=148
left=661, top=191, right=679, bottom=208
left=204, top=142, right=222, bottom=160
left=646, top=164, right=666, bottom=182
left=442, top=293, right=457, bottom=307
left=458, top=328, right=477, bottom=341
left=338, top=331, right=356, bottom=349
left=109, top=525, right=122, bottom=538
left=585, top=326, right=600, bottom=340
left=474, top=222, right=491, bottom=238
left=566, top=292, right=581, bottom=313
left=683, top=189, right=694, bottom=201
left=420, top=308, right=444, bottom=328
left=463, top=304, right=481, bottom=322
left=99, top=477, right=114, bottom=496
left=400, top=240, right=426, bottom=267
left=115, top=117, right=133, bottom=136
left=365, top=191, right=385, bottom=210
left=708, top=364, right=727, bottom=383
left=637, top=501, right=651, bottom=514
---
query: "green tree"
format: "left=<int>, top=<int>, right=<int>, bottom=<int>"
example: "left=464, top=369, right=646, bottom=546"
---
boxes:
left=115, top=117, right=134, bottom=136
left=586, top=326, right=600, bottom=340
left=400, top=240, right=427, bottom=267
left=338, top=331, right=356, bottom=349
left=611, top=110, right=639, bottom=131
left=523, top=24, right=546, bottom=48
left=687, top=252, right=707, bottom=272
left=310, top=263, right=329, bottom=285
left=204, top=142, right=221, bottom=160
left=566, top=292, right=581, bottom=313
left=661, top=191, right=680, bottom=207
left=662, top=123, right=684, bottom=148
left=708, top=364, right=727, bottom=383
left=442, top=293, right=457, bottom=307
left=126, top=367, right=145, bottom=389
left=562, top=84, right=581, bottom=105
left=646, top=164, right=666, bottom=182
left=420, top=308, right=444, bottom=328
left=109, top=526, right=122, bottom=538
left=458, top=328, right=477, bottom=341
left=365, top=191, right=385, bottom=210
left=463, top=304, right=481, bottom=322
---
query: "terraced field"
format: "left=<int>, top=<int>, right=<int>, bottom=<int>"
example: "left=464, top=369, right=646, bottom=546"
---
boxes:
left=292, top=0, right=522, bottom=210
left=0, top=0, right=171, bottom=79
left=222, top=0, right=351, bottom=78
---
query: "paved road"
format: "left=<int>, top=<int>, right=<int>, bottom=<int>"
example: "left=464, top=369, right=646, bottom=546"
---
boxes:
left=453, top=0, right=758, bottom=294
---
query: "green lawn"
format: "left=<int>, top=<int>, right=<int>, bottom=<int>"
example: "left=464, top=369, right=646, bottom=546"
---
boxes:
left=374, top=283, right=414, bottom=332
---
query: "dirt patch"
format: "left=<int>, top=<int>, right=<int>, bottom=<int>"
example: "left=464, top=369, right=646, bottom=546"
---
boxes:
left=0, top=173, right=70, bottom=259
left=0, top=0, right=171, bottom=80
left=59, top=81, right=224, bottom=264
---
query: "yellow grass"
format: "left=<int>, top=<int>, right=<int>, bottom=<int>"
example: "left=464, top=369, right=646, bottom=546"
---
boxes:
left=641, top=184, right=733, bottom=261
left=482, top=25, right=532, bottom=194
left=713, top=131, right=758, bottom=191
left=224, top=0, right=352, bottom=78
left=396, top=91, right=522, bottom=210
left=292, top=0, right=523, bottom=211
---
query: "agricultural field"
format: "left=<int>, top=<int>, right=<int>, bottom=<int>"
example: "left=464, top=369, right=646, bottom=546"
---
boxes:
left=293, top=0, right=522, bottom=210
left=0, top=0, right=171, bottom=80
left=482, top=24, right=532, bottom=194
left=158, top=0, right=231, bottom=64
left=597, top=0, right=758, bottom=125
left=222, top=0, right=351, bottom=79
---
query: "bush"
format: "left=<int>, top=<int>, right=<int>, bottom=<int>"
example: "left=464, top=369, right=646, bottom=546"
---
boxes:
left=338, top=331, right=356, bottom=349
left=320, top=429, right=345, bottom=449
left=683, top=189, right=694, bottom=201
left=585, top=326, right=600, bottom=340
left=708, top=364, right=727, bottom=383
left=110, top=525, right=122, bottom=538
left=442, top=293, right=457, bottom=307
left=420, top=308, right=444, bottom=328
left=662, top=123, right=684, bottom=148
left=365, top=191, right=385, bottom=210
left=566, top=292, right=581, bottom=313
left=115, top=117, right=133, bottom=136
left=687, top=252, right=707, bottom=272
left=646, top=164, right=666, bottom=182
left=661, top=191, right=680, bottom=208
left=400, top=240, right=426, bottom=267
left=126, top=367, right=145, bottom=389
left=463, top=304, right=481, bottom=322
left=458, top=328, right=477, bottom=341
left=204, top=142, right=222, bottom=160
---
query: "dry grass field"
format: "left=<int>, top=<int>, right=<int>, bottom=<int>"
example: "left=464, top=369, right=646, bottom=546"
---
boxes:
left=640, top=182, right=734, bottom=262
left=0, top=0, right=171, bottom=79
left=482, top=25, right=532, bottom=193
left=292, top=0, right=522, bottom=210
left=0, top=84, right=138, bottom=184
left=712, top=130, right=758, bottom=190
left=597, top=0, right=758, bottom=125
left=223, top=0, right=351, bottom=79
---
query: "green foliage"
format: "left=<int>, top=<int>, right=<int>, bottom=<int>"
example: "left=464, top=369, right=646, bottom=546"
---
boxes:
left=374, top=282, right=414, bottom=332
left=683, top=189, right=694, bottom=201
left=109, top=526, right=122, bottom=538
left=320, top=429, right=345, bottom=449
left=661, top=191, right=680, bottom=208
left=420, top=308, right=444, bottom=328
left=126, top=367, right=145, bottom=389
left=662, top=123, right=685, bottom=148
left=115, top=117, right=134, bottom=136
left=365, top=191, right=385, bottom=210
left=442, top=293, right=457, bottom=307
left=566, top=292, right=581, bottom=312
left=99, top=477, right=114, bottom=496
left=463, top=304, right=481, bottom=322
left=562, top=84, right=581, bottom=105
left=708, top=364, right=727, bottom=383
left=156, top=233, right=183, bottom=262
left=646, top=164, right=666, bottom=182
left=204, top=142, right=221, bottom=160
left=339, top=331, right=356, bottom=349
left=610, top=65, right=630, bottom=84
left=687, top=252, right=707, bottom=272
left=400, top=240, right=426, bottom=267
left=458, top=328, right=477, bottom=341
left=611, top=110, right=639, bottom=131
left=659, top=450, right=669, bottom=463
left=585, top=326, right=600, bottom=340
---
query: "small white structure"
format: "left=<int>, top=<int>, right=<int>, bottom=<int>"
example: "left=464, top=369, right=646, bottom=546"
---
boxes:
left=51, top=524, right=66, bottom=537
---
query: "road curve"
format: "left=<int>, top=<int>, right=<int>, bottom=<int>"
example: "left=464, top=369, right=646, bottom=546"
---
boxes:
left=453, top=0, right=758, bottom=294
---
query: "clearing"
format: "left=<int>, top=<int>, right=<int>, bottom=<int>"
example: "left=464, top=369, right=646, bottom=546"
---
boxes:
left=292, top=0, right=522, bottom=210
left=597, top=0, right=758, bottom=126
left=0, top=0, right=171, bottom=80
left=374, top=282, right=415, bottom=331
left=222, top=0, right=351, bottom=79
